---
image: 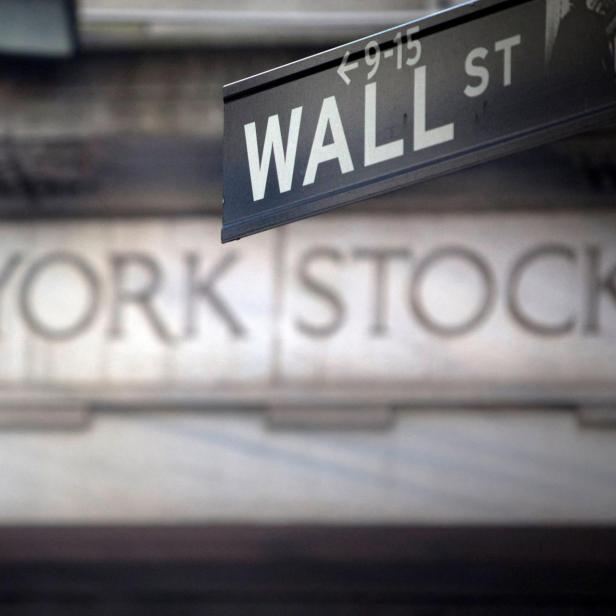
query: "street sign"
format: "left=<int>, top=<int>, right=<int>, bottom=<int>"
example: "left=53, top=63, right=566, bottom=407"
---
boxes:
left=222, top=0, right=616, bottom=242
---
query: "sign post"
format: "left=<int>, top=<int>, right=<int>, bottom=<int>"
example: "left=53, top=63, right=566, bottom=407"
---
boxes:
left=222, top=0, right=616, bottom=242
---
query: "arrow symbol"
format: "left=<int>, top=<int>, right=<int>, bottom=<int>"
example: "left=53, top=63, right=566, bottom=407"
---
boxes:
left=337, top=51, right=359, bottom=86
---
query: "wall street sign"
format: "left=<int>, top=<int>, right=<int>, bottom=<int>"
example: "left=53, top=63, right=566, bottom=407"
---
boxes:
left=222, top=0, right=616, bottom=241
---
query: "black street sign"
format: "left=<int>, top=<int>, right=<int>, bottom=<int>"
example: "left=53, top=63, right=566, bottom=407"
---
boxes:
left=222, top=0, right=616, bottom=242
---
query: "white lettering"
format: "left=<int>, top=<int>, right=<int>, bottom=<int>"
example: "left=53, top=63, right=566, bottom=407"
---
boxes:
left=464, top=47, right=490, bottom=98
left=413, top=66, right=455, bottom=152
left=364, top=82, right=404, bottom=167
left=495, top=34, right=521, bottom=87
left=244, top=107, right=303, bottom=202
left=303, top=96, right=354, bottom=186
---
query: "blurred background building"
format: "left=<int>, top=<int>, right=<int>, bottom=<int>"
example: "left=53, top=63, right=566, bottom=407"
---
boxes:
left=1, top=0, right=616, bottom=613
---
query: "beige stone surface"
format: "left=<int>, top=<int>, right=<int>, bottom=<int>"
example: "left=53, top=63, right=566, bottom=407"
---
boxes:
left=1, top=409, right=615, bottom=523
